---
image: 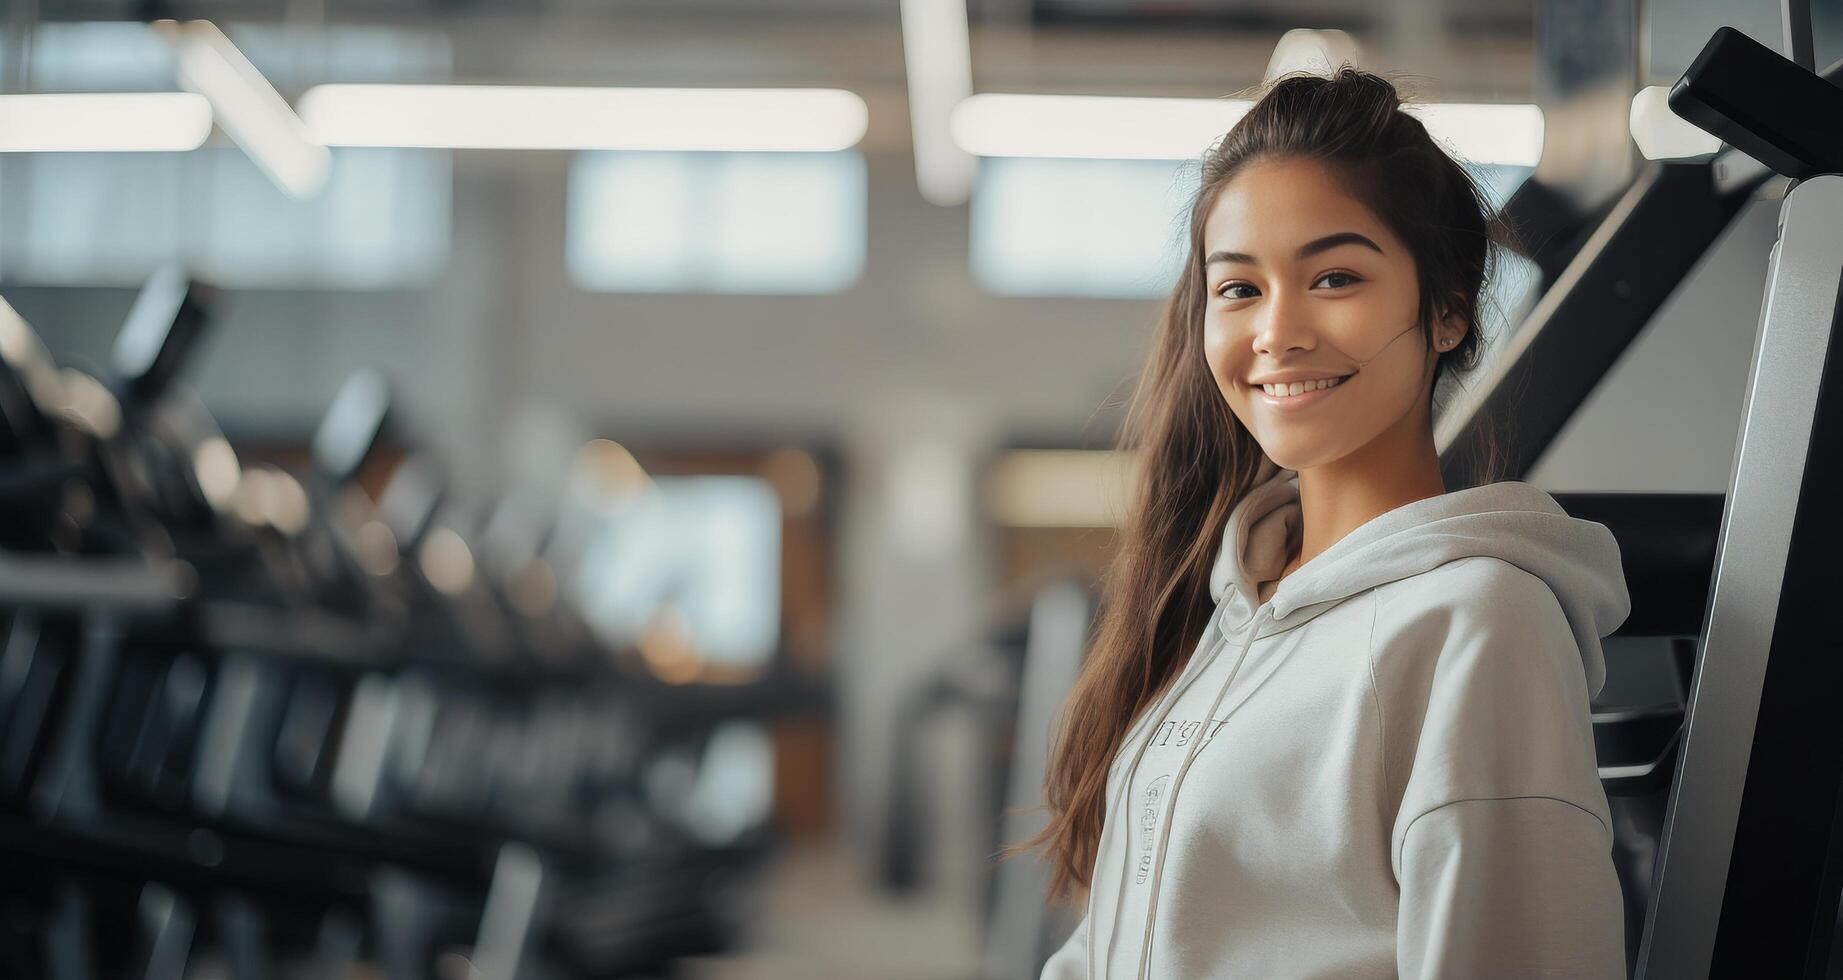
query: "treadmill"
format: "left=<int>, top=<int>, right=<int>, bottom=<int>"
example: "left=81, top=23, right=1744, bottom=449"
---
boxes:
left=1436, top=17, right=1843, bottom=980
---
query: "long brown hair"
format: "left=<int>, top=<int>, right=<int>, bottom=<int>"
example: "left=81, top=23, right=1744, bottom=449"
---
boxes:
left=1008, top=65, right=1520, bottom=904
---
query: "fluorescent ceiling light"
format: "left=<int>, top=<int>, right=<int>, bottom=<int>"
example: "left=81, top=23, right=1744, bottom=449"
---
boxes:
left=900, top=0, right=977, bottom=206
left=155, top=19, right=331, bottom=199
left=950, top=94, right=1544, bottom=167
left=0, top=93, right=211, bottom=152
left=298, top=84, right=869, bottom=152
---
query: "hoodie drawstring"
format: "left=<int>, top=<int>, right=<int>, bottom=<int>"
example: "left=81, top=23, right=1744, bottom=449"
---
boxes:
left=1089, top=599, right=1236, bottom=978
left=1132, top=605, right=1272, bottom=980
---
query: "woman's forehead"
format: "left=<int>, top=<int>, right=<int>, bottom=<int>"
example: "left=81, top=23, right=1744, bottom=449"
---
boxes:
left=1202, top=162, right=1393, bottom=260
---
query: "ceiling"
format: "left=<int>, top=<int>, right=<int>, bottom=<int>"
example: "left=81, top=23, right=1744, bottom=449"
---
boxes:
left=16, top=0, right=1540, bottom=157
left=35, top=0, right=1533, bottom=35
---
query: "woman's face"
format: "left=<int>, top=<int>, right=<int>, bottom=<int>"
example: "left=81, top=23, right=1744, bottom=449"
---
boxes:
left=1200, top=156, right=1461, bottom=473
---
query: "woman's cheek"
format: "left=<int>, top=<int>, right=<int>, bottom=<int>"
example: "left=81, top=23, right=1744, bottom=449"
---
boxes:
left=1201, top=320, right=1233, bottom=382
left=1201, top=333, right=1245, bottom=401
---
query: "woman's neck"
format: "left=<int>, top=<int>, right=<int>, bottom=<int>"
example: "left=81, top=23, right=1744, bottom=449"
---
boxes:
left=1260, top=423, right=1447, bottom=603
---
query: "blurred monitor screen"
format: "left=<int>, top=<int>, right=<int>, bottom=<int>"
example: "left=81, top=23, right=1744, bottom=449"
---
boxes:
left=574, top=474, right=782, bottom=669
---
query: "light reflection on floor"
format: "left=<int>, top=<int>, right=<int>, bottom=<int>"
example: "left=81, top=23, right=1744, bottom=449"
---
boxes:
left=675, top=839, right=987, bottom=980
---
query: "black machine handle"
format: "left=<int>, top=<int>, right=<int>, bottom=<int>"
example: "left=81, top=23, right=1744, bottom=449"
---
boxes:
left=1595, top=703, right=1685, bottom=798
left=1669, top=26, right=1843, bottom=180
left=312, top=369, right=394, bottom=490
left=111, top=265, right=218, bottom=411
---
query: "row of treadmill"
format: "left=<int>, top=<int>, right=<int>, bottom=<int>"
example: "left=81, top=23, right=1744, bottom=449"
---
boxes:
left=0, top=259, right=829, bottom=975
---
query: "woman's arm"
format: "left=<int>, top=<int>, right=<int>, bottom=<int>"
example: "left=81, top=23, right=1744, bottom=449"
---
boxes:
left=1396, top=796, right=1625, bottom=977
left=1385, top=563, right=1626, bottom=978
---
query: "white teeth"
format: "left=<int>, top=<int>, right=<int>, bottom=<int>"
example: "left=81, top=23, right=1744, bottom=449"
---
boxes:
left=1261, top=375, right=1346, bottom=397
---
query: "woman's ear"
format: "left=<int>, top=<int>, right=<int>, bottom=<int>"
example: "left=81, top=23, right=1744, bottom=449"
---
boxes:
left=1435, top=305, right=1468, bottom=351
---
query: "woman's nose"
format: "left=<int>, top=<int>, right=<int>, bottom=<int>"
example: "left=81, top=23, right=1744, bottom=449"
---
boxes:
left=1250, top=303, right=1319, bottom=355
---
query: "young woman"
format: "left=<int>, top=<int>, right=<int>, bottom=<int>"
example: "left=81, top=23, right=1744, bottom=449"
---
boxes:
left=1022, top=67, right=1632, bottom=978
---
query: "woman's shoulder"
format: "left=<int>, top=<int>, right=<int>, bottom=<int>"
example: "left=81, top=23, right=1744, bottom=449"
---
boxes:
left=1364, top=555, right=1591, bottom=732
left=1371, top=554, right=1558, bottom=617
left=1366, top=556, right=1571, bottom=660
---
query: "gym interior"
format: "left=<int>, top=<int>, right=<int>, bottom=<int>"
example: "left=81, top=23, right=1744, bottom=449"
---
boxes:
left=1, top=0, right=1840, bottom=977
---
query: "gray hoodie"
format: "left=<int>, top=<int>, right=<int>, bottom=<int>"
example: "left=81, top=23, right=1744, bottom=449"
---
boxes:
left=1039, top=455, right=1631, bottom=979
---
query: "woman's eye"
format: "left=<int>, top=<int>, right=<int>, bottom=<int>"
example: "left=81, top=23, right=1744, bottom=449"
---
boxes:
left=1215, top=272, right=1359, bottom=301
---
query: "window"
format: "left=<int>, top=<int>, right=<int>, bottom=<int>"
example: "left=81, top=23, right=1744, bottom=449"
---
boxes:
left=567, top=150, right=866, bottom=294
left=0, top=22, right=454, bottom=289
left=2, top=148, right=451, bottom=289
left=970, top=156, right=1194, bottom=299
left=4, top=21, right=452, bottom=91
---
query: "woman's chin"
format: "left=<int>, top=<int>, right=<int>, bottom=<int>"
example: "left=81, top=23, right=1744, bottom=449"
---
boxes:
left=1253, top=442, right=1338, bottom=474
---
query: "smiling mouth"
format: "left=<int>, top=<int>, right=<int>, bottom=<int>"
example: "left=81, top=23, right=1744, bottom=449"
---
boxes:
left=1255, top=374, right=1353, bottom=398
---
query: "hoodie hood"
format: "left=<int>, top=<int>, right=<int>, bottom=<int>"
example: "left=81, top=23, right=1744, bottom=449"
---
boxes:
left=1208, top=455, right=1631, bottom=695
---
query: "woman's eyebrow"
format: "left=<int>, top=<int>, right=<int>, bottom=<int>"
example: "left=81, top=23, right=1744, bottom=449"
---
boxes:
left=1203, top=231, right=1384, bottom=267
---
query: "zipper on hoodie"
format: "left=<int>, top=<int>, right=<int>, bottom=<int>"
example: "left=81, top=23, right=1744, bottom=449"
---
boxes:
left=1130, top=603, right=1274, bottom=980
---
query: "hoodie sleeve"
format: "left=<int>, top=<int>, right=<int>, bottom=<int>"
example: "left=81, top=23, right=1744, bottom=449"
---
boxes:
left=1384, top=561, right=1626, bottom=979
left=1038, top=909, right=1089, bottom=980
